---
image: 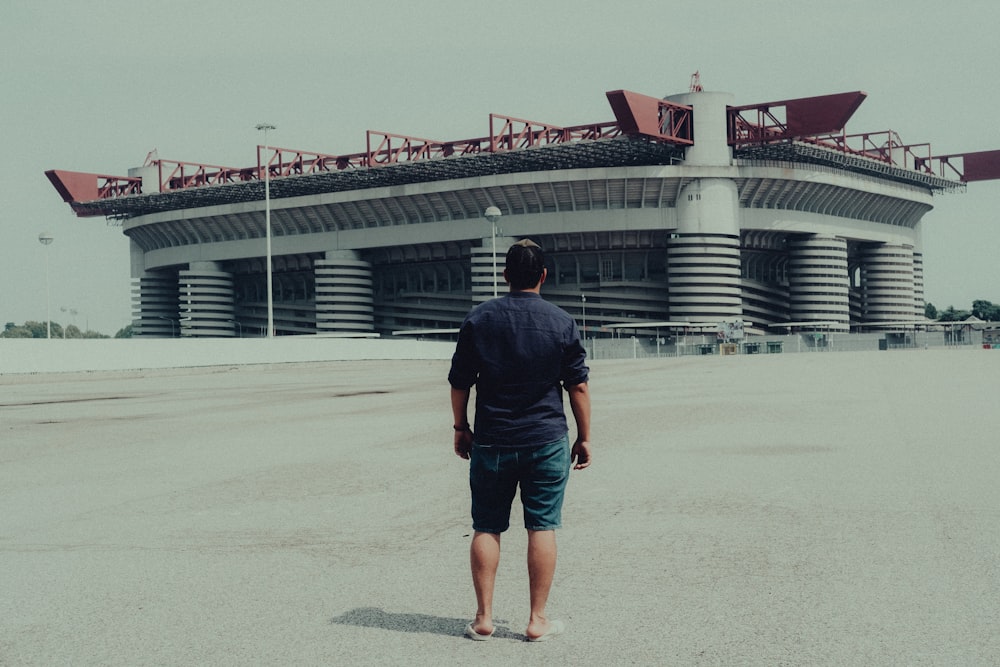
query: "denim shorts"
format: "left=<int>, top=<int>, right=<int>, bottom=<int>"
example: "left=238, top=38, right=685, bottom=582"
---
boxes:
left=469, top=434, right=571, bottom=534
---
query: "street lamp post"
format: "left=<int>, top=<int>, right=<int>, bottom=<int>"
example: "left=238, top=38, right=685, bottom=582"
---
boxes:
left=60, top=307, right=76, bottom=338
left=484, top=206, right=501, bottom=298
left=256, top=123, right=276, bottom=337
left=38, top=233, right=53, bottom=339
left=581, top=294, right=587, bottom=343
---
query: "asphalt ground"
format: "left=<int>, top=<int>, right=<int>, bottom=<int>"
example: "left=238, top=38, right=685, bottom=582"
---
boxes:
left=2, top=350, right=999, bottom=666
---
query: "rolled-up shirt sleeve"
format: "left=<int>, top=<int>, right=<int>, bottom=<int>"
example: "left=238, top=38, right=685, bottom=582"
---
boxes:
left=448, top=320, right=479, bottom=390
left=560, top=322, right=589, bottom=387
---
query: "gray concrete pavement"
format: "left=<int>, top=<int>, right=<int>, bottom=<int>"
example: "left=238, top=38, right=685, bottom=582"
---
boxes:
left=2, top=350, right=999, bottom=665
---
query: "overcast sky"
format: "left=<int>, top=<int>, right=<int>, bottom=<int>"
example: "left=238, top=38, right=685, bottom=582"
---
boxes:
left=2, top=0, right=998, bottom=334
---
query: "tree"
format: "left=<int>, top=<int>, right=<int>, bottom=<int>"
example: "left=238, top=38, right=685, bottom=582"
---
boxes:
left=972, top=300, right=1000, bottom=321
left=1, top=324, right=32, bottom=338
left=17, top=320, right=64, bottom=338
left=0, top=320, right=110, bottom=338
left=938, top=306, right=971, bottom=322
left=924, top=302, right=938, bottom=320
left=114, top=324, right=134, bottom=338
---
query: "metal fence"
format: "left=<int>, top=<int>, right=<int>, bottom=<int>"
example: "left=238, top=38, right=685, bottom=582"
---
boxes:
left=583, top=330, right=989, bottom=360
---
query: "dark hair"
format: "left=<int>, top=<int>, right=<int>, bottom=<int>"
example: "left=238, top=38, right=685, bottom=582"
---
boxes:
left=505, top=239, right=545, bottom=290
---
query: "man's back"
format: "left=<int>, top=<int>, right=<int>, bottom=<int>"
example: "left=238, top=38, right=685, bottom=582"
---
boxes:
left=448, top=291, right=587, bottom=446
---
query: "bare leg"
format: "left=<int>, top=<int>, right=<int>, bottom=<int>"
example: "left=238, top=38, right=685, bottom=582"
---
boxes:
left=525, top=529, right=558, bottom=639
left=470, top=531, right=500, bottom=635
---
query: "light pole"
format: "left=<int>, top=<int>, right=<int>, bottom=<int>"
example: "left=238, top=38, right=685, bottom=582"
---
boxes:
left=581, top=294, right=587, bottom=343
left=256, top=123, right=276, bottom=337
left=484, top=206, right=501, bottom=298
left=60, top=307, right=78, bottom=338
left=38, top=233, right=53, bottom=339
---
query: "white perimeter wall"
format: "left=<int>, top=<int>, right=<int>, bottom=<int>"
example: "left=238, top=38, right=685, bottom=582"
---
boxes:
left=0, top=337, right=456, bottom=375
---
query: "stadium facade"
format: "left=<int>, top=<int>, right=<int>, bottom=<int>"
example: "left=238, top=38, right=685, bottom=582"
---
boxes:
left=47, top=85, right=1000, bottom=338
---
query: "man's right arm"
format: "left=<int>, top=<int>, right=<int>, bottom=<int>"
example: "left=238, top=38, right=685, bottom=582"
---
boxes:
left=448, top=319, right=478, bottom=460
left=566, top=382, right=591, bottom=470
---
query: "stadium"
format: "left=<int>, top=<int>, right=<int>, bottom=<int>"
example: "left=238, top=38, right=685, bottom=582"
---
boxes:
left=46, top=80, right=1000, bottom=342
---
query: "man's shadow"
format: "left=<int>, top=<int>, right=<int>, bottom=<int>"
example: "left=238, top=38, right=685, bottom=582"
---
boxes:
left=329, top=607, right=521, bottom=640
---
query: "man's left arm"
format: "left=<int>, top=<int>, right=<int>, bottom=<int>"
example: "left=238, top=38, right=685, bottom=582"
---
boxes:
left=566, top=382, right=592, bottom=470
left=450, top=386, right=474, bottom=459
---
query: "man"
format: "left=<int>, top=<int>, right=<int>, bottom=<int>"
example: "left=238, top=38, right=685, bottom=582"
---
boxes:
left=448, top=238, right=591, bottom=642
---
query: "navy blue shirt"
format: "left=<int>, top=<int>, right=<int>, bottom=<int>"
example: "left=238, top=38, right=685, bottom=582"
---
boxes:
left=448, top=291, right=589, bottom=447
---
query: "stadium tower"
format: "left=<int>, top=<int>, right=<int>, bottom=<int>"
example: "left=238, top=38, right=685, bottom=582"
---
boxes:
left=47, top=82, right=1000, bottom=338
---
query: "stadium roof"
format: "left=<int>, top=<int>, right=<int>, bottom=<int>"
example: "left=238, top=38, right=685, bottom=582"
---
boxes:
left=56, top=136, right=686, bottom=219
left=47, top=87, right=998, bottom=220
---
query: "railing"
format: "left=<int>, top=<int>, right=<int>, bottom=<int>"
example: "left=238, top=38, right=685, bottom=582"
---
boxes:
left=145, top=115, right=629, bottom=192
left=726, top=91, right=987, bottom=181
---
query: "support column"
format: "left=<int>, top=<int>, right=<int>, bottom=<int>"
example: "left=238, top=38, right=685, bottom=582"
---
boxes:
left=913, top=251, right=925, bottom=318
left=664, top=91, right=742, bottom=324
left=667, top=179, right=742, bottom=322
left=131, top=271, right=179, bottom=337
left=860, top=243, right=915, bottom=327
left=787, top=234, right=850, bottom=330
left=315, top=251, right=374, bottom=333
left=178, top=262, right=236, bottom=337
left=471, top=236, right=514, bottom=303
